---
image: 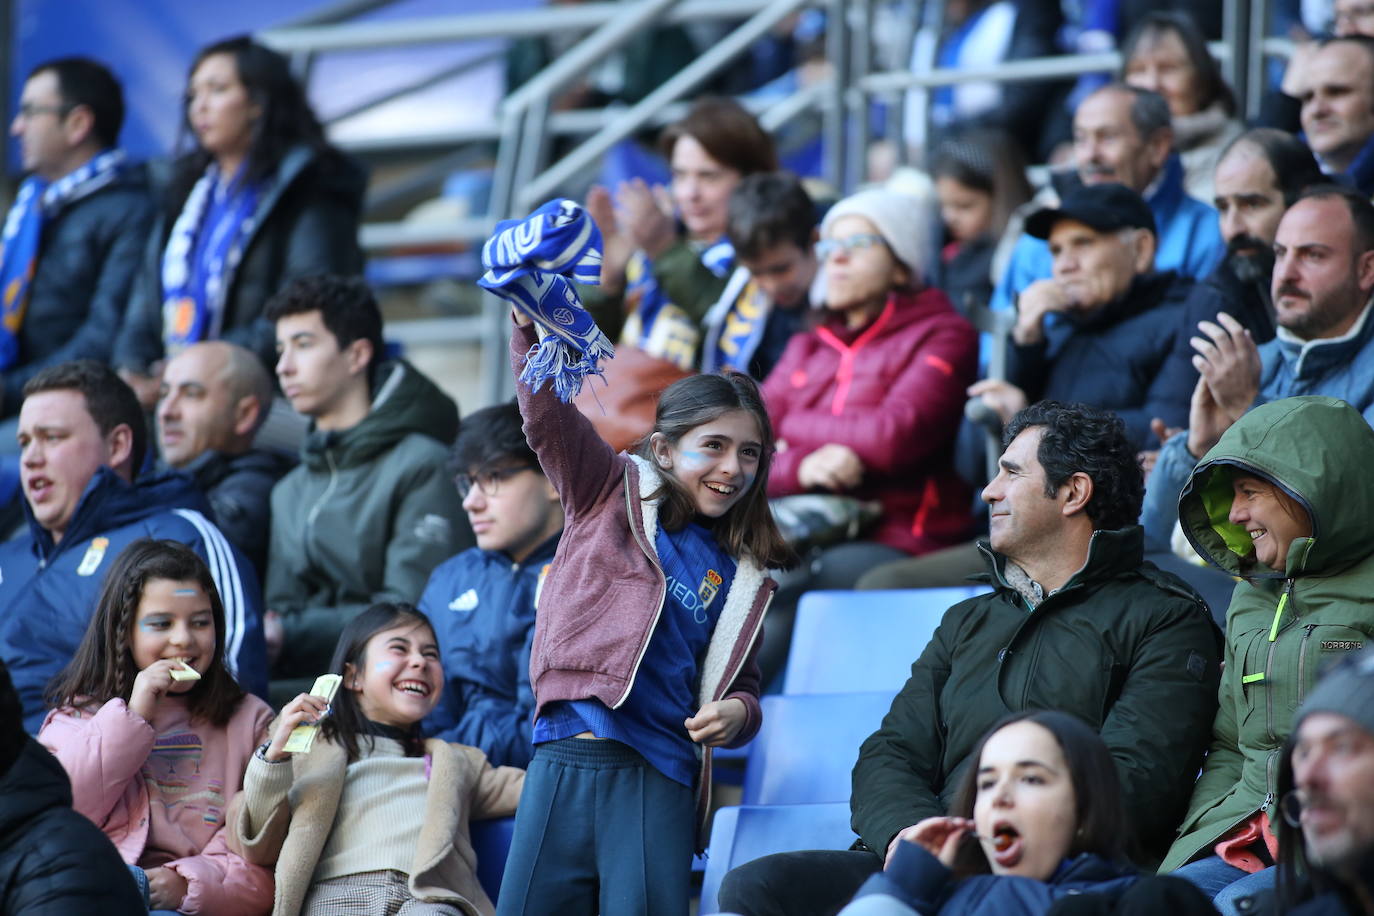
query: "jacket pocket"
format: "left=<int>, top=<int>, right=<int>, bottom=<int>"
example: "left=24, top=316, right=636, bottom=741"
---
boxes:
left=540, top=579, right=652, bottom=676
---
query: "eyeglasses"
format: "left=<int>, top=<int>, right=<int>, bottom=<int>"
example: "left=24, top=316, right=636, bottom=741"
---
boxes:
left=1279, top=790, right=1305, bottom=829
left=455, top=464, right=535, bottom=499
left=815, top=233, right=887, bottom=261
left=15, top=102, right=72, bottom=121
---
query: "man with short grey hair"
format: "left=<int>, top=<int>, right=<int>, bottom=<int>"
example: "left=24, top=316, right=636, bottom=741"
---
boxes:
left=991, top=83, right=1223, bottom=311
left=157, top=341, right=293, bottom=579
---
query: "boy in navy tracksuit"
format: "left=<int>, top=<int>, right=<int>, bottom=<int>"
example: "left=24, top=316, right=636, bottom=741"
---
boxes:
left=420, top=402, right=563, bottom=767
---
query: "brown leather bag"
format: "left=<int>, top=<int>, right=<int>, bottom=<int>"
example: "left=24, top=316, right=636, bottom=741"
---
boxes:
left=573, top=345, right=694, bottom=452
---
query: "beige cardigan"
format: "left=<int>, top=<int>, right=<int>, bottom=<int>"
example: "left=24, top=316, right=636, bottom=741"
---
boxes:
left=231, top=737, right=524, bottom=916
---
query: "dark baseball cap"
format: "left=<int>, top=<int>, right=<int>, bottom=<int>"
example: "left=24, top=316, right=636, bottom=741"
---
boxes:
left=1025, top=183, right=1157, bottom=240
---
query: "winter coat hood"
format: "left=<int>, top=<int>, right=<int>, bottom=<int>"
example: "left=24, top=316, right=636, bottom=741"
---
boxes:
left=1180, top=396, right=1374, bottom=579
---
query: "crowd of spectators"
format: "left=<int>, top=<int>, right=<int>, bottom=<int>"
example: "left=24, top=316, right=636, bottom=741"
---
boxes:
left=8, top=3, right=1374, bottom=914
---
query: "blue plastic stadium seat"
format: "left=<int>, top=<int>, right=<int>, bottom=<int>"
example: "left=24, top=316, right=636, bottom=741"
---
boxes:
left=471, top=815, right=517, bottom=902
left=782, top=587, right=989, bottom=695
left=742, top=691, right=895, bottom=806
left=700, top=803, right=855, bottom=915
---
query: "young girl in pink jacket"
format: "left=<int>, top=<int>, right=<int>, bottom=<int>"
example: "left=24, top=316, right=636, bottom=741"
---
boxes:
left=39, top=538, right=273, bottom=915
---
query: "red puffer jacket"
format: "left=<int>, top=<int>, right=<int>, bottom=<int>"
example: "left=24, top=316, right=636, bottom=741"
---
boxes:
left=763, top=286, right=977, bottom=555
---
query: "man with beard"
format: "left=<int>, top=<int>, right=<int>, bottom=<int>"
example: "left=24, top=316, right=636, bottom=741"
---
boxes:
left=1151, top=130, right=1325, bottom=431
left=1141, top=185, right=1374, bottom=549
left=1273, top=649, right=1374, bottom=915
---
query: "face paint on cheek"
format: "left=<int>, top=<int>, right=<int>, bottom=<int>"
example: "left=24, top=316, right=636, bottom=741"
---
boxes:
left=677, top=450, right=713, bottom=471
left=374, top=660, right=395, bottom=673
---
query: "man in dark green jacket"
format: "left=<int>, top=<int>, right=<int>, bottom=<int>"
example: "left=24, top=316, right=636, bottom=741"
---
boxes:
left=262, top=275, right=469, bottom=702
left=719, top=402, right=1223, bottom=916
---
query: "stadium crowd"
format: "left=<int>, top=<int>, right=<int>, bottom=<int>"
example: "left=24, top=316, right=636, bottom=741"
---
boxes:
left=7, top=2, right=1374, bottom=914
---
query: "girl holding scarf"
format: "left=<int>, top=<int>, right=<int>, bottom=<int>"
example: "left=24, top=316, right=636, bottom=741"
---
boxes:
left=115, top=36, right=366, bottom=406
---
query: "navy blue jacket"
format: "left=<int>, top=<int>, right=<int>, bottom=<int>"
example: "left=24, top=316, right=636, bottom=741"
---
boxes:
left=1008, top=270, right=1195, bottom=450
left=6, top=161, right=153, bottom=415
left=420, top=533, right=559, bottom=768
left=0, top=467, right=267, bottom=732
left=844, top=843, right=1139, bottom=916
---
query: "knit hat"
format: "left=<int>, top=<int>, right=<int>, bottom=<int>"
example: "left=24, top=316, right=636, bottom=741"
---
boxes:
left=819, top=186, right=933, bottom=282
left=1295, top=646, right=1374, bottom=738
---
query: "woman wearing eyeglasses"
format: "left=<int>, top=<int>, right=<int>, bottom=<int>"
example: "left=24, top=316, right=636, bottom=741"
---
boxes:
left=755, top=187, right=978, bottom=678
left=1160, top=397, right=1374, bottom=916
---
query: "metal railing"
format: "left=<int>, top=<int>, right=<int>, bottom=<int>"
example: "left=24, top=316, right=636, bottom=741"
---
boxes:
left=263, top=0, right=1273, bottom=404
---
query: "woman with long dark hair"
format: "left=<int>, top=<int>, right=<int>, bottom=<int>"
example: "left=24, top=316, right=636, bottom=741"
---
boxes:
left=114, top=35, right=366, bottom=404
left=837, top=711, right=1133, bottom=914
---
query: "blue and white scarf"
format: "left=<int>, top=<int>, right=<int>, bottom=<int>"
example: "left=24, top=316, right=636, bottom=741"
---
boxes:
left=622, top=237, right=734, bottom=370
left=161, top=163, right=261, bottom=354
left=0, top=149, right=126, bottom=369
left=479, top=198, right=612, bottom=402
left=701, top=266, right=773, bottom=374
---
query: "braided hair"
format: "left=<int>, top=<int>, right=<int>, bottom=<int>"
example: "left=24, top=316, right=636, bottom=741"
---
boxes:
left=45, top=539, right=244, bottom=727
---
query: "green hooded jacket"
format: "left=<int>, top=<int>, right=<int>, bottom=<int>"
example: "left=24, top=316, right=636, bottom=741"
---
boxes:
left=1161, top=396, right=1374, bottom=872
left=266, top=360, right=469, bottom=684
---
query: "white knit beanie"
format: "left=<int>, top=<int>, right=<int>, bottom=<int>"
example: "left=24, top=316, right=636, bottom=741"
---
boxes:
left=819, top=186, right=934, bottom=283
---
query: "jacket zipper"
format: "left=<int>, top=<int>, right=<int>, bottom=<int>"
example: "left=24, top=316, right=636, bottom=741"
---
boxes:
left=1264, top=580, right=1295, bottom=745
left=1297, top=623, right=1317, bottom=705
left=615, top=474, right=667, bottom=709
left=302, top=450, right=340, bottom=573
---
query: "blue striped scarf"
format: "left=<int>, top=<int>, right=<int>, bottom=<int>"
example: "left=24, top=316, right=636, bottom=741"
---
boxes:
left=0, top=149, right=126, bottom=369
left=479, top=199, right=613, bottom=402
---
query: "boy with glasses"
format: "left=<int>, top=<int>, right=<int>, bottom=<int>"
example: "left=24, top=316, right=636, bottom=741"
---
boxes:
left=420, top=402, right=564, bottom=767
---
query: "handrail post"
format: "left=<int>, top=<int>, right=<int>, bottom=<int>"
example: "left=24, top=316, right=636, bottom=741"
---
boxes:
left=1247, top=0, right=1264, bottom=123
left=823, top=0, right=849, bottom=191
left=514, top=0, right=813, bottom=212
left=845, top=0, right=873, bottom=191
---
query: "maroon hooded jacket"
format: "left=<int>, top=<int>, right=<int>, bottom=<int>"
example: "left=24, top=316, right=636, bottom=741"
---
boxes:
left=763, top=286, right=977, bottom=555
left=511, top=324, right=774, bottom=837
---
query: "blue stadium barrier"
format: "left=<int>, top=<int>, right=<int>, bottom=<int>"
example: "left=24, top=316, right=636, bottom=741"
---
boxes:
left=699, top=802, right=854, bottom=915
left=471, top=815, right=517, bottom=902
left=741, top=691, right=894, bottom=806
left=782, top=587, right=989, bottom=695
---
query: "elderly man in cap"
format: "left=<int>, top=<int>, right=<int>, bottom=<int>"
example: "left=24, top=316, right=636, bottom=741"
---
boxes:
left=969, top=182, right=1196, bottom=451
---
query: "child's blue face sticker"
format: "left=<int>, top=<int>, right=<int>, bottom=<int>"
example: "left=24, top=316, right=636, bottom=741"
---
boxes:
left=173, top=588, right=197, bottom=596
left=374, top=660, right=395, bottom=673
left=659, top=409, right=765, bottom=519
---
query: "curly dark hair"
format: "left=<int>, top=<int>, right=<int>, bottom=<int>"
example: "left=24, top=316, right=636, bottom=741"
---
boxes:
left=264, top=274, right=385, bottom=382
left=1003, top=401, right=1144, bottom=531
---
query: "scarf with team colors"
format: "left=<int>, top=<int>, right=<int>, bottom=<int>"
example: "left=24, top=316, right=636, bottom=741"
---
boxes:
left=161, top=162, right=261, bottom=354
left=479, top=198, right=612, bottom=402
left=0, top=148, right=126, bottom=368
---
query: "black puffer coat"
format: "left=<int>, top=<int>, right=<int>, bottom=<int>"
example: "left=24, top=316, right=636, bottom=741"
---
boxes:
left=114, top=144, right=368, bottom=373
left=0, top=738, right=145, bottom=914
